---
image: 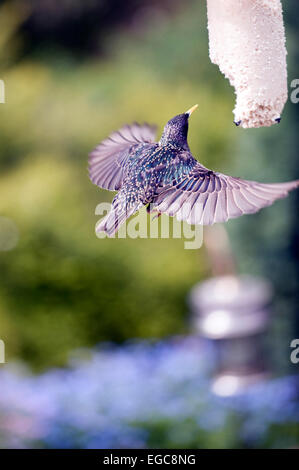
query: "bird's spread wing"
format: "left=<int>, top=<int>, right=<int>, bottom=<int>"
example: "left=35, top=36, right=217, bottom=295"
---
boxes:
left=153, top=162, right=299, bottom=225
left=89, top=123, right=157, bottom=190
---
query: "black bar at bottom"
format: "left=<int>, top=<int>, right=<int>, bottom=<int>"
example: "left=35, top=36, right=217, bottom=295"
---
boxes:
left=0, top=449, right=297, bottom=466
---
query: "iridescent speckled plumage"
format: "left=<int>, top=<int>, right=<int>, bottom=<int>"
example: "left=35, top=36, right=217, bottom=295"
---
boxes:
left=89, top=105, right=299, bottom=236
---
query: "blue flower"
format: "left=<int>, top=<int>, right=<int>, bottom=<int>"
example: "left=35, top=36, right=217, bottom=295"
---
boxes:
left=0, top=337, right=297, bottom=449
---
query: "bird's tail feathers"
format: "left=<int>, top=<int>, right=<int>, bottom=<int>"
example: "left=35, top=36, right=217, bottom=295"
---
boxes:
left=96, top=203, right=140, bottom=237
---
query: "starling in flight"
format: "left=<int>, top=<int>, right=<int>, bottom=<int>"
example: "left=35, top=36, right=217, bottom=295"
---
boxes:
left=89, top=105, right=299, bottom=236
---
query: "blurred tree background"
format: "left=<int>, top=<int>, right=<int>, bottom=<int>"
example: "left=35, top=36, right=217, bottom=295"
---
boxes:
left=0, top=0, right=297, bottom=371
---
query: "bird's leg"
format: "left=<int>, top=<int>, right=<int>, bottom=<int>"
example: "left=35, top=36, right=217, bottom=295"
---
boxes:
left=146, top=203, right=161, bottom=220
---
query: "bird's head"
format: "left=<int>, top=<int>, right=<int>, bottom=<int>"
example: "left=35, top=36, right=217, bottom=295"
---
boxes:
left=159, top=104, right=198, bottom=149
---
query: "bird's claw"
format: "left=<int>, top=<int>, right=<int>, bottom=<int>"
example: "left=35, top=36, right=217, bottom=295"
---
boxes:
left=152, top=212, right=161, bottom=221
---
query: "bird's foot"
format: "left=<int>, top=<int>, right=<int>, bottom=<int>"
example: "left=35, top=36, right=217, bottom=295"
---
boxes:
left=146, top=204, right=151, bottom=214
left=152, top=212, right=161, bottom=221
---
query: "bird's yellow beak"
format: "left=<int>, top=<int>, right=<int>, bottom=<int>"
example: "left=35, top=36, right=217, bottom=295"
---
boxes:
left=186, top=104, right=198, bottom=117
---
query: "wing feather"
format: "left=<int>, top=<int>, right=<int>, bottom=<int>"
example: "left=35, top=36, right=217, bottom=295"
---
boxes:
left=89, top=123, right=157, bottom=190
left=153, top=162, right=299, bottom=225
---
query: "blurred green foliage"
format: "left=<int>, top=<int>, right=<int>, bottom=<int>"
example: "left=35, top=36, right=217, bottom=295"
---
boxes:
left=0, top=0, right=298, bottom=374
left=0, top=1, right=235, bottom=369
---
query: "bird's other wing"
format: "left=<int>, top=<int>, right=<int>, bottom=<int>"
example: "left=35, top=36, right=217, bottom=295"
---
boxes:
left=89, top=123, right=157, bottom=190
left=152, top=163, right=299, bottom=225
